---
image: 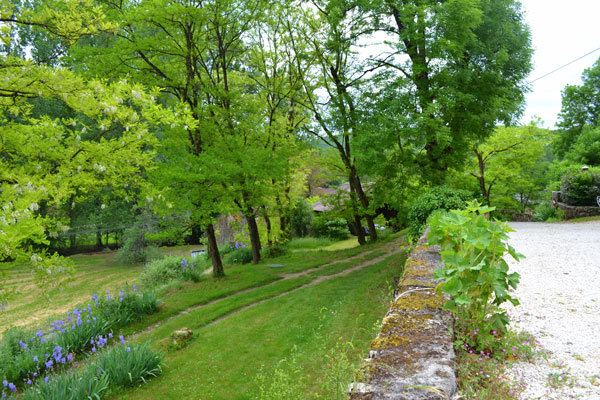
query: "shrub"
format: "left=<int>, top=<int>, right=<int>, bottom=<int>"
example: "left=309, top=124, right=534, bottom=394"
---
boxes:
left=533, top=203, right=557, bottom=222
left=116, top=223, right=160, bottom=265
left=140, top=256, right=182, bottom=288
left=407, top=186, right=473, bottom=241
left=140, top=256, right=201, bottom=288
left=93, top=290, right=159, bottom=328
left=290, top=199, right=313, bottom=237
left=311, top=216, right=351, bottom=240
left=560, top=169, right=600, bottom=206
left=428, top=201, right=522, bottom=352
left=225, top=247, right=253, bottom=264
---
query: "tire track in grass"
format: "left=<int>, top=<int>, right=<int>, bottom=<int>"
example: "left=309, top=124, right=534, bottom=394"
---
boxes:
left=131, top=237, right=407, bottom=340
left=203, top=246, right=407, bottom=329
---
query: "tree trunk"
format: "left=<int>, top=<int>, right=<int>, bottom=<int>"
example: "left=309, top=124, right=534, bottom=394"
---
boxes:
left=206, top=223, right=224, bottom=277
left=365, top=214, right=377, bottom=243
left=353, top=215, right=366, bottom=245
left=96, top=231, right=103, bottom=248
left=262, top=206, right=273, bottom=247
left=245, top=210, right=262, bottom=264
left=474, top=150, right=491, bottom=206
left=349, top=167, right=377, bottom=243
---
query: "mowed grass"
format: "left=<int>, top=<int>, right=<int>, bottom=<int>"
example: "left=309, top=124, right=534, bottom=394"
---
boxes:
left=1, top=234, right=400, bottom=338
left=117, top=251, right=407, bottom=400
left=0, top=233, right=406, bottom=399
left=0, top=245, right=204, bottom=335
left=0, top=252, right=142, bottom=335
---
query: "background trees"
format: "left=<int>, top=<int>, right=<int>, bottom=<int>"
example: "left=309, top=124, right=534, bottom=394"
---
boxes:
left=2, top=0, right=550, bottom=302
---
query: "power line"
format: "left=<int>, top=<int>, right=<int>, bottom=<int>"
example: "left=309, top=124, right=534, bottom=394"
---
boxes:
left=527, top=47, right=600, bottom=84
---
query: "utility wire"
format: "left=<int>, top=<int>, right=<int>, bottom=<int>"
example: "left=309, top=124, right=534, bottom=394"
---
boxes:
left=527, top=47, right=600, bottom=84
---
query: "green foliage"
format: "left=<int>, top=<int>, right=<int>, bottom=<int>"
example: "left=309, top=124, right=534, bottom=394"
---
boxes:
left=560, top=169, right=600, bottom=206
left=20, top=343, right=162, bottom=400
left=93, top=291, right=159, bottom=328
left=565, top=125, right=600, bottom=166
left=0, top=286, right=158, bottom=391
left=555, top=57, right=600, bottom=158
left=261, top=243, right=288, bottom=259
left=290, top=199, right=314, bottom=238
left=533, top=203, right=558, bottom=222
left=428, top=201, right=522, bottom=351
left=407, top=186, right=473, bottom=241
left=467, top=124, right=552, bottom=210
left=94, top=343, right=163, bottom=388
left=20, top=367, right=110, bottom=400
left=311, top=215, right=351, bottom=240
left=116, top=224, right=160, bottom=265
left=225, top=247, right=254, bottom=264
left=140, top=256, right=201, bottom=288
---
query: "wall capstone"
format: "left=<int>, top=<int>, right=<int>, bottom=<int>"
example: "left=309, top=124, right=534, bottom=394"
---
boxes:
left=349, top=230, right=457, bottom=400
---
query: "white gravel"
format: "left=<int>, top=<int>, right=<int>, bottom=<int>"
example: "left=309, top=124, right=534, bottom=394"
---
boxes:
left=504, top=221, right=600, bottom=399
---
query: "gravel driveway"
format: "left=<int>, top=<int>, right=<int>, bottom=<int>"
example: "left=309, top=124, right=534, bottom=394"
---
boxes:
left=505, top=221, right=600, bottom=399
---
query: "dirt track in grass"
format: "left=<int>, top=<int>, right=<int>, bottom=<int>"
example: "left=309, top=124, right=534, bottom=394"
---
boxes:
left=131, top=237, right=407, bottom=339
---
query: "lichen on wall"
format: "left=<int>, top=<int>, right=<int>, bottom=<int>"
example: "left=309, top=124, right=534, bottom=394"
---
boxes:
left=349, top=230, right=457, bottom=400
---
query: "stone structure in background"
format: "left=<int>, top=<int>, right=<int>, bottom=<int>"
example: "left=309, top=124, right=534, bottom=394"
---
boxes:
left=349, top=231, right=457, bottom=400
left=552, top=191, right=600, bottom=219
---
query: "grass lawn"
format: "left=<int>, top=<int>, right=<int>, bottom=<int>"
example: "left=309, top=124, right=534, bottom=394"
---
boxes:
left=1, top=232, right=407, bottom=399
left=117, top=251, right=407, bottom=399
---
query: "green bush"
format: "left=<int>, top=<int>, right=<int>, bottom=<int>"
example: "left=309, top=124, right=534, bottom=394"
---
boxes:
left=428, top=201, right=522, bottom=352
left=140, top=256, right=201, bottom=288
left=20, top=367, right=110, bottom=400
left=225, top=246, right=253, bottom=264
left=533, top=203, right=557, bottom=222
left=407, top=186, right=473, bottom=241
left=20, top=343, right=162, bottom=400
left=290, top=199, right=313, bottom=237
left=140, top=256, right=181, bottom=288
left=93, top=290, right=159, bottom=328
left=311, top=216, right=351, bottom=240
left=116, top=224, right=160, bottom=265
left=560, top=169, right=600, bottom=206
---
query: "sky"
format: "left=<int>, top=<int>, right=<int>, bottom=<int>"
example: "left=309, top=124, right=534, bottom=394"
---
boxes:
left=519, top=0, right=600, bottom=128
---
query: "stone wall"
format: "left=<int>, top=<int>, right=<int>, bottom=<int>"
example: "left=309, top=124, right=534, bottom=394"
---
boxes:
left=349, top=231, right=457, bottom=400
left=556, top=202, right=600, bottom=219
left=552, top=191, right=600, bottom=219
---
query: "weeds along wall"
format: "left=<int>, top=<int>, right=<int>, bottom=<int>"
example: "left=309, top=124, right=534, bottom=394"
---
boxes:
left=349, top=229, right=457, bottom=400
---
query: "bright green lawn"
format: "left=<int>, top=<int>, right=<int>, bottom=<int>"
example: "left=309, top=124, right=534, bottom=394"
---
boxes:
left=117, top=252, right=406, bottom=399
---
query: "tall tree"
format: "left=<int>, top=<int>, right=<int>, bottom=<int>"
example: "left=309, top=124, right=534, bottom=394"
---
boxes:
left=284, top=1, right=380, bottom=244
left=73, top=0, right=305, bottom=267
left=364, top=0, right=532, bottom=183
left=554, top=57, right=600, bottom=159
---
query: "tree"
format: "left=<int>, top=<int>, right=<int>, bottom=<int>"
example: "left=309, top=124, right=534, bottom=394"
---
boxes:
left=73, top=0, right=308, bottom=267
left=363, top=0, right=532, bottom=182
left=0, top=0, right=178, bottom=305
left=554, top=57, right=600, bottom=158
left=565, top=125, right=600, bottom=166
left=284, top=1, right=380, bottom=244
left=467, top=124, right=550, bottom=208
